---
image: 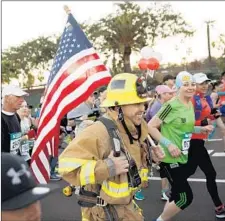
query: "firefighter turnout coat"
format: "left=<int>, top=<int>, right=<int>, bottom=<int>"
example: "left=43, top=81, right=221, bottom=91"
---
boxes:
left=59, top=110, right=149, bottom=221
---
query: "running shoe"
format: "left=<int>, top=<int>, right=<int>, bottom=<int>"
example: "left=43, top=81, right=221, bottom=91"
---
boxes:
left=152, top=163, right=160, bottom=171
left=50, top=173, right=61, bottom=181
left=134, top=189, right=145, bottom=201
left=215, top=204, right=225, bottom=219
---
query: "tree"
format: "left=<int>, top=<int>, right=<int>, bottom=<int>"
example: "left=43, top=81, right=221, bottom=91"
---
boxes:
left=84, top=2, right=194, bottom=73
left=205, top=20, right=215, bottom=64
left=212, top=34, right=225, bottom=71
left=2, top=36, right=58, bottom=87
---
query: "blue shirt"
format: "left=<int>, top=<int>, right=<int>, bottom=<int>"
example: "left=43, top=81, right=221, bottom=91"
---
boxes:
left=146, top=100, right=162, bottom=122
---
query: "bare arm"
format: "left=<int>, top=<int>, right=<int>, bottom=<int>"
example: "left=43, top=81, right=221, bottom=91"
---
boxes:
left=216, top=117, right=225, bottom=131
left=210, top=92, right=220, bottom=108
left=148, top=107, right=181, bottom=158
left=147, top=116, right=163, bottom=142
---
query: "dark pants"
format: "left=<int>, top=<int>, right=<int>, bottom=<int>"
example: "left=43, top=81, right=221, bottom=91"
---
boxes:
left=160, top=162, right=193, bottom=210
left=186, top=139, right=222, bottom=207
left=49, top=156, right=58, bottom=176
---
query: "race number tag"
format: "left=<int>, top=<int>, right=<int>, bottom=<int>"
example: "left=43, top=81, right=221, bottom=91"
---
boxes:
left=21, top=141, right=30, bottom=154
left=66, top=126, right=72, bottom=131
left=181, top=133, right=191, bottom=155
left=10, top=132, right=22, bottom=154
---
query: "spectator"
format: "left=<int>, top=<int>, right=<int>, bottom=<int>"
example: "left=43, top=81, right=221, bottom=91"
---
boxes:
left=163, top=74, right=176, bottom=89
left=1, top=85, right=28, bottom=155
left=17, top=101, right=37, bottom=165
left=1, top=152, right=58, bottom=221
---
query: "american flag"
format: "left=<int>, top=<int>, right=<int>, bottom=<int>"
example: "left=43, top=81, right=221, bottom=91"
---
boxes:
left=31, top=12, right=111, bottom=184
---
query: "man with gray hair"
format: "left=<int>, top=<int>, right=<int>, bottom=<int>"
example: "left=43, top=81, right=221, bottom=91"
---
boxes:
left=1, top=85, right=28, bottom=155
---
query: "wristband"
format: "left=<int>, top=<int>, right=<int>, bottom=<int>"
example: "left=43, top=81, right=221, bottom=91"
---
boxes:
left=217, top=92, right=225, bottom=96
left=193, top=126, right=202, bottom=134
left=159, top=136, right=172, bottom=148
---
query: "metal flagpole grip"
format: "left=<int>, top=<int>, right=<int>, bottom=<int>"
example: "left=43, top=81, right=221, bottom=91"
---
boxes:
left=64, top=5, right=71, bottom=14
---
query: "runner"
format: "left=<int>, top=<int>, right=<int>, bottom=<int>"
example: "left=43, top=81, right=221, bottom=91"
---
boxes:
left=186, top=72, right=225, bottom=219
left=210, top=80, right=224, bottom=108
left=148, top=71, right=213, bottom=221
left=59, top=73, right=164, bottom=221
left=146, top=85, right=176, bottom=201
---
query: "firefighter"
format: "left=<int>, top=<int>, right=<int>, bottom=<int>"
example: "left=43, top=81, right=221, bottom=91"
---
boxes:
left=59, top=73, right=164, bottom=221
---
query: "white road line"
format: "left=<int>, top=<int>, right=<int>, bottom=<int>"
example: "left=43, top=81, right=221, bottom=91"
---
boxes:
left=207, top=149, right=214, bottom=154
left=212, top=152, right=225, bottom=157
left=148, top=177, right=225, bottom=183
left=206, top=138, right=223, bottom=142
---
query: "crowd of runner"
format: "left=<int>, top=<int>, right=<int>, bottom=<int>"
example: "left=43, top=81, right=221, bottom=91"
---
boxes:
left=2, top=70, right=225, bottom=221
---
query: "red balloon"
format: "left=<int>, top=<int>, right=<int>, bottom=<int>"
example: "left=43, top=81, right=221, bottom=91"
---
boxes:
left=138, top=58, right=148, bottom=70
left=147, top=58, right=160, bottom=70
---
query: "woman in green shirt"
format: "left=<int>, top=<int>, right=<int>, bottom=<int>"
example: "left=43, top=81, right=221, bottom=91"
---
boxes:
left=148, top=71, right=213, bottom=221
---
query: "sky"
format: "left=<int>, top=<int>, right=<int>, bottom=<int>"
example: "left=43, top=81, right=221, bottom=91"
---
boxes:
left=2, top=1, right=225, bottom=69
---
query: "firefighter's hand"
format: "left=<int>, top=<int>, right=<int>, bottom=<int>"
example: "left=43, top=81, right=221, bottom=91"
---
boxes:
left=168, top=144, right=181, bottom=158
left=108, top=151, right=129, bottom=175
left=151, top=146, right=165, bottom=161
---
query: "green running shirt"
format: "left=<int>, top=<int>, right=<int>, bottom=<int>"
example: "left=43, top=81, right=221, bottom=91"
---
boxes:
left=156, top=97, right=195, bottom=164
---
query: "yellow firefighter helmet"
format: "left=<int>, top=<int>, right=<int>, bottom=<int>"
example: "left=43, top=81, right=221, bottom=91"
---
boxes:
left=101, top=73, right=151, bottom=107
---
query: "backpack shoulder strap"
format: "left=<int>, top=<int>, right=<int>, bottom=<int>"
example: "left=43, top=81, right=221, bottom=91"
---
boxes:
left=193, top=95, right=202, bottom=120
left=98, top=117, right=122, bottom=157
left=205, top=95, right=213, bottom=110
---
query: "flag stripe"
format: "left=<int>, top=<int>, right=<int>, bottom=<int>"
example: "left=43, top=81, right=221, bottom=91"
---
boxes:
left=38, top=55, right=105, bottom=129
left=32, top=148, right=50, bottom=183
left=40, top=47, right=96, bottom=117
left=39, top=51, right=99, bottom=120
left=38, top=62, right=107, bottom=134
left=31, top=72, right=111, bottom=160
left=31, top=12, right=111, bottom=183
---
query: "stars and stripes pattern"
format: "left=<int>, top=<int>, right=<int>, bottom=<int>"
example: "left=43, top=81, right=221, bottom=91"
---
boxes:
left=31, top=12, right=111, bottom=184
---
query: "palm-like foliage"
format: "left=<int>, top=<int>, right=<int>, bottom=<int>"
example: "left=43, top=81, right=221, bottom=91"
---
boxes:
left=84, top=2, right=194, bottom=74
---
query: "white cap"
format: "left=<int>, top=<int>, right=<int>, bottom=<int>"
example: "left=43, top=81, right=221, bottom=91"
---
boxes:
left=193, top=73, right=211, bottom=84
left=2, top=85, right=29, bottom=97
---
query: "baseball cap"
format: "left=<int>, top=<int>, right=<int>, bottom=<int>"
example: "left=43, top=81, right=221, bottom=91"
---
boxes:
left=193, top=73, right=211, bottom=84
left=2, top=153, right=58, bottom=211
left=175, top=71, right=194, bottom=89
left=2, top=85, right=29, bottom=97
left=155, top=85, right=176, bottom=95
left=163, top=74, right=176, bottom=82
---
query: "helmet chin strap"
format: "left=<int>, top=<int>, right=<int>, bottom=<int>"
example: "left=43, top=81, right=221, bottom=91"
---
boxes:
left=118, top=107, right=141, bottom=144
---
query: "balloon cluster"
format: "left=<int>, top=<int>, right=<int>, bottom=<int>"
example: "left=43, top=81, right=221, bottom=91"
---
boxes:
left=138, top=46, right=162, bottom=78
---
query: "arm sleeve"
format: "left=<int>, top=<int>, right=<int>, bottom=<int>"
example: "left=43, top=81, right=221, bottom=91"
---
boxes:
left=1, top=118, right=10, bottom=152
left=217, top=92, right=225, bottom=96
left=156, top=103, right=173, bottom=124
left=59, top=129, right=110, bottom=186
left=191, top=98, right=201, bottom=126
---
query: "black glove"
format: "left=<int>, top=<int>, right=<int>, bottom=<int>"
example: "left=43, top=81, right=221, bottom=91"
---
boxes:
left=200, top=118, right=208, bottom=126
left=211, top=108, right=221, bottom=119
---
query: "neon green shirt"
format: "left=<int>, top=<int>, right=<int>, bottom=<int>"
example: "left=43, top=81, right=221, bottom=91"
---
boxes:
left=156, top=97, right=195, bottom=164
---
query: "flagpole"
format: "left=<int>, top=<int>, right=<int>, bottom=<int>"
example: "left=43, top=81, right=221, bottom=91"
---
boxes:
left=64, top=5, right=71, bottom=14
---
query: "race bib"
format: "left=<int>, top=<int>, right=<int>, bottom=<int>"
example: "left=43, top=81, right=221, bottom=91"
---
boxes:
left=66, top=126, right=72, bottom=131
left=10, top=132, right=22, bottom=154
left=20, top=141, right=30, bottom=154
left=181, top=133, right=191, bottom=155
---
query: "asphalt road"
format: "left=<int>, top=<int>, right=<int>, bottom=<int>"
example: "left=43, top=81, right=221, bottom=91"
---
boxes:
left=41, top=130, right=225, bottom=221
